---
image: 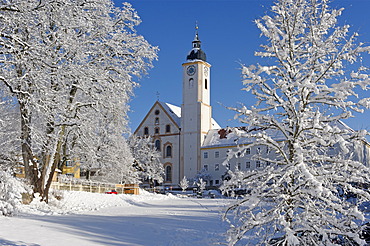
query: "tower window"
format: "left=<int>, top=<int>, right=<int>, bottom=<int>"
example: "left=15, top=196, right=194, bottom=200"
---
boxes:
left=189, top=78, right=194, bottom=88
left=166, top=124, right=171, bottom=133
left=144, top=127, right=149, bottom=135
left=205, top=79, right=208, bottom=89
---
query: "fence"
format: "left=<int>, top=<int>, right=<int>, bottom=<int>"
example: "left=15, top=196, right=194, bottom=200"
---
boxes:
left=50, top=180, right=139, bottom=195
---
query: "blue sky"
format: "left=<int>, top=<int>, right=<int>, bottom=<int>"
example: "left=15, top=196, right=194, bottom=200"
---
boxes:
left=112, top=0, right=370, bottom=133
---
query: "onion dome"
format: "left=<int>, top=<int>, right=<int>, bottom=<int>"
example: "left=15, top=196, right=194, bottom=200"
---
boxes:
left=186, top=27, right=207, bottom=62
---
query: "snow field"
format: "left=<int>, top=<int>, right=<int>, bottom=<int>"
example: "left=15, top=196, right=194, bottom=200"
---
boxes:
left=0, top=190, right=229, bottom=246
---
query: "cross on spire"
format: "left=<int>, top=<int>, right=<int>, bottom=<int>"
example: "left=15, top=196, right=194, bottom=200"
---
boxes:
left=194, top=21, right=199, bottom=42
left=156, top=91, right=160, bottom=101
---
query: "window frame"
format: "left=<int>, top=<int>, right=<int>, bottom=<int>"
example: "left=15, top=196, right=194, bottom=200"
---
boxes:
left=203, top=152, right=208, bottom=159
left=215, top=163, right=219, bottom=171
left=165, top=164, right=172, bottom=182
left=154, top=127, right=160, bottom=135
left=215, top=151, right=219, bottom=158
left=154, top=139, right=161, bottom=151
left=256, top=160, right=261, bottom=168
left=165, top=145, right=172, bottom=158
left=165, top=124, right=171, bottom=133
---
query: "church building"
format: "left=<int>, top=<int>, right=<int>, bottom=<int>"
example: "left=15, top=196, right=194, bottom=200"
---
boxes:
left=134, top=30, right=370, bottom=188
left=134, top=30, right=263, bottom=187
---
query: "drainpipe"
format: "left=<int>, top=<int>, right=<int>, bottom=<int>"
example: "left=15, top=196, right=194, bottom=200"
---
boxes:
left=178, top=127, right=181, bottom=187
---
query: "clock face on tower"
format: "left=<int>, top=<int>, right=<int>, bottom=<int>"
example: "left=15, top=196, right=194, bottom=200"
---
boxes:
left=186, top=65, right=196, bottom=76
left=204, top=66, right=209, bottom=76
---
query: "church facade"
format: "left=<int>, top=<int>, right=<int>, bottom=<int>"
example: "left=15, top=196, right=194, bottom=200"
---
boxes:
left=134, top=31, right=271, bottom=187
left=134, top=31, right=370, bottom=188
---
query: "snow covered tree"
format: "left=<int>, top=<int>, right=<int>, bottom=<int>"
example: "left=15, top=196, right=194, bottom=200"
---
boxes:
left=77, top=120, right=137, bottom=184
left=197, top=178, right=206, bottom=193
left=0, top=96, right=20, bottom=171
left=223, top=0, right=370, bottom=245
left=128, top=135, right=164, bottom=186
left=0, top=170, right=28, bottom=216
left=194, top=168, right=212, bottom=184
left=179, top=176, right=189, bottom=192
left=0, top=0, right=157, bottom=202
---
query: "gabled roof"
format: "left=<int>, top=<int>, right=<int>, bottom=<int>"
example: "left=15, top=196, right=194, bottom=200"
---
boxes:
left=211, top=118, right=221, bottom=130
left=134, top=101, right=181, bottom=135
left=158, top=101, right=181, bottom=126
left=134, top=101, right=221, bottom=134
left=159, top=101, right=220, bottom=129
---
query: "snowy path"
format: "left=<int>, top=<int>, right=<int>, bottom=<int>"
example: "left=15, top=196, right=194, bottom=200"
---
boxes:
left=0, top=196, right=229, bottom=246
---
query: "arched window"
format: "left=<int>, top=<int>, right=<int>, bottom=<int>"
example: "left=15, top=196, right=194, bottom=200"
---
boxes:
left=165, top=124, right=171, bottom=133
left=166, top=145, right=172, bottom=157
left=144, top=127, right=149, bottom=135
left=155, top=117, right=159, bottom=125
left=189, top=78, right=194, bottom=88
left=165, top=165, right=172, bottom=182
left=155, top=139, right=161, bottom=151
left=154, top=127, right=160, bottom=134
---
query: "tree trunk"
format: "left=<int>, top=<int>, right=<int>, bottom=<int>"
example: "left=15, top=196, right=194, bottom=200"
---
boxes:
left=19, top=98, right=44, bottom=197
left=42, top=125, right=66, bottom=203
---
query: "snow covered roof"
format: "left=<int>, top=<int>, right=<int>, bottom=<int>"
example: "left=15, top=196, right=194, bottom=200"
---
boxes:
left=158, top=101, right=220, bottom=129
left=186, top=32, right=206, bottom=62
left=187, top=48, right=207, bottom=62
left=158, top=101, right=181, bottom=126
left=202, top=120, right=366, bottom=148
left=211, top=118, right=221, bottom=129
left=202, top=127, right=285, bottom=148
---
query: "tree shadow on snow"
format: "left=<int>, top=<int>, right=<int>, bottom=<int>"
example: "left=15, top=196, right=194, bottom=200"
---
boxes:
left=0, top=238, right=40, bottom=246
left=26, top=202, right=228, bottom=246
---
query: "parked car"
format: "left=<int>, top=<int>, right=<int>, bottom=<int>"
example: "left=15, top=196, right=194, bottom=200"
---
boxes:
left=105, top=189, right=118, bottom=194
left=204, top=190, right=222, bottom=198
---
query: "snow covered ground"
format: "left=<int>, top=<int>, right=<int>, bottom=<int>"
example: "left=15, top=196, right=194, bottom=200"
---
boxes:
left=0, top=190, right=230, bottom=246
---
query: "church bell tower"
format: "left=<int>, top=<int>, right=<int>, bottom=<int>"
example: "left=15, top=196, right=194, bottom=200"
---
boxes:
left=180, top=26, right=212, bottom=179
